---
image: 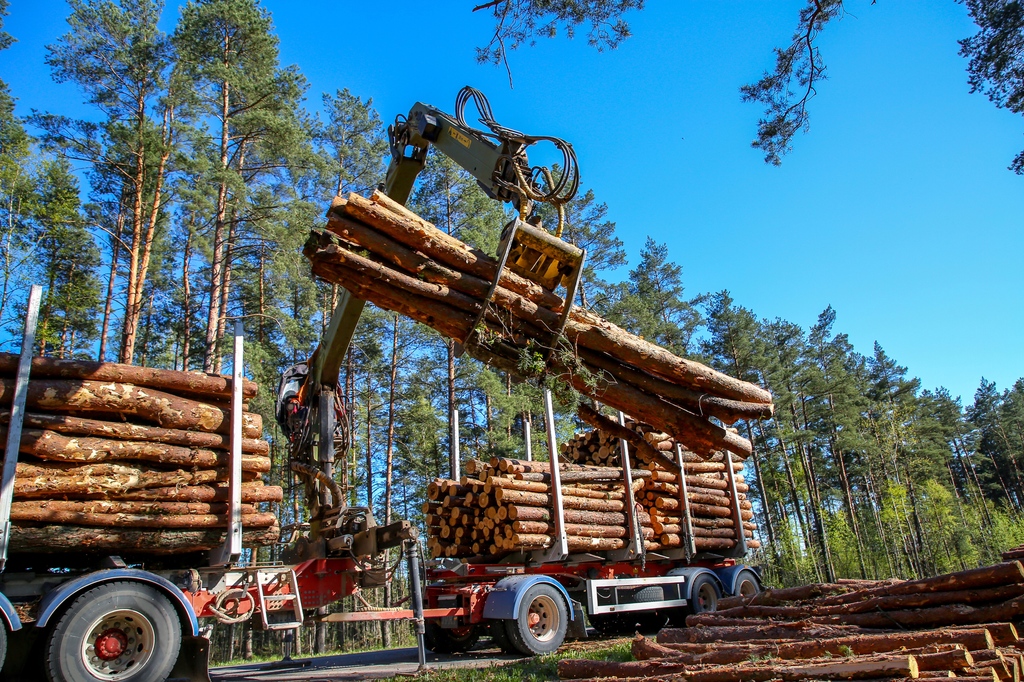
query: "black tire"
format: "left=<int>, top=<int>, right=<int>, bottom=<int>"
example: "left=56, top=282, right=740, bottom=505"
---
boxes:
left=506, top=584, right=568, bottom=656
left=0, top=619, right=7, bottom=674
left=587, top=612, right=625, bottom=636
left=733, top=570, right=761, bottom=599
left=686, top=574, right=721, bottom=615
left=423, top=620, right=479, bottom=654
left=45, top=581, right=181, bottom=682
left=489, top=619, right=518, bottom=654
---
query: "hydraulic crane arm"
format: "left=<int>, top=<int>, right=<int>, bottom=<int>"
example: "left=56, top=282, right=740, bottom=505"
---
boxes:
left=285, top=86, right=582, bottom=522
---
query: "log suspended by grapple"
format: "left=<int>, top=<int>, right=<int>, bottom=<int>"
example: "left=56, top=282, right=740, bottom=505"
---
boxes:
left=305, top=190, right=774, bottom=459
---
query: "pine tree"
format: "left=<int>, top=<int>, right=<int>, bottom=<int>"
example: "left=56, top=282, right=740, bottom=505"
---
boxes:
left=173, top=0, right=309, bottom=372
left=36, top=0, right=180, bottom=364
left=611, top=237, right=702, bottom=356
left=32, top=157, right=100, bottom=357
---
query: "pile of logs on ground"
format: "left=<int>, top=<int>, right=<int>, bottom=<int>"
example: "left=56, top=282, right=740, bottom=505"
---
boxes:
left=1002, top=545, right=1024, bottom=561
left=0, top=354, right=282, bottom=555
left=424, top=447, right=760, bottom=559
left=561, top=562, right=1024, bottom=682
left=306, top=191, right=774, bottom=460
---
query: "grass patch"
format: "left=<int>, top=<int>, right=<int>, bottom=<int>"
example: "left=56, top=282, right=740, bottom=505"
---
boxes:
left=385, top=639, right=633, bottom=682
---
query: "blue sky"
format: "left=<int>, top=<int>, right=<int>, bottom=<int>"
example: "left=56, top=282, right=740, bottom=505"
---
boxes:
left=1, top=0, right=1021, bottom=403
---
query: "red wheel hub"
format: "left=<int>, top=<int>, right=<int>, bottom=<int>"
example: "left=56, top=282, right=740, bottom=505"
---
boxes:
left=94, top=628, right=128, bottom=661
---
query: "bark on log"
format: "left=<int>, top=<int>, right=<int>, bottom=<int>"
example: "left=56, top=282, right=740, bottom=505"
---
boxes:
left=556, top=655, right=919, bottom=681
left=14, top=462, right=260, bottom=496
left=15, top=483, right=282, bottom=503
left=709, top=584, right=1024, bottom=620
left=11, top=499, right=253, bottom=515
left=656, top=622, right=871, bottom=644
left=9, top=524, right=279, bottom=554
left=12, top=429, right=270, bottom=471
left=0, top=380, right=262, bottom=437
left=4, top=412, right=269, bottom=455
left=718, top=582, right=861, bottom=609
left=504, top=506, right=637, bottom=525
left=0, top=352, right=258, bottom=399
left=818, top=562, right=1024, bottom=606
left=12, top=509, right=278, bottom=528
left=577, top=404, right=681, bottom=473
left=578, top=348, right=774, bottom=424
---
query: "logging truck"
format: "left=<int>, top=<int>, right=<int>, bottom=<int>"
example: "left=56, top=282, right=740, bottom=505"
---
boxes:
left=0, top=87, right=762, bottom=682
left=277, top=87, right=764, bottom=657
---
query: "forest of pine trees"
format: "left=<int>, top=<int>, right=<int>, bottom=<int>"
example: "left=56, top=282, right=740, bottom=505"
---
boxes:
left=1, top=0, right=1023, bottom=664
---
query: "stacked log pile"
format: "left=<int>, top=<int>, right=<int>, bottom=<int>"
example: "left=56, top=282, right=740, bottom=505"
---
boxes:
left=560, top=562, right=1024, bottom=682
left=1002, top=545, right=1024, bottom=561
left=424, top=450, right=760, bottom=559
left=563, top=413, right=759, bottom=553
left=305, top=191, right=774, bottom=460
left=0, top=354, right=282, bottom=555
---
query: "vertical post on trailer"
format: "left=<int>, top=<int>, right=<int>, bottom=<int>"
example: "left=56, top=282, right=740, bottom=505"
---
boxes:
left=523, top=418, right=532, bottom=462
left=722, top=450, right=748, bottom=557
left=543, top=389, right=568, bottom=560
left=609, top=411, right=643, bottom=562
left=406, top=539, right=427, bottom=670
left=0, top=285, right=40, bottom=572
left=212, top=322, right=244, bottom=566
left=675, top=444, right=697, bottom=559
left=450, top=408, right=461, bottom=481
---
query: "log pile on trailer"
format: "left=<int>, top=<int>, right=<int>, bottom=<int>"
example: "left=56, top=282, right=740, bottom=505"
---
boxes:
left=0, top=353, right=282, bottom=555
left=304, top=191, right=774, bottom=460
left=425, top=442, right=760, bottom=559
left=561, top=561, right=1024, bottom=682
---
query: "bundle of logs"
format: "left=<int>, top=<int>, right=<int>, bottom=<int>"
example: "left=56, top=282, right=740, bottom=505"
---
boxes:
left=0, top=354, right=282, bottom=555
left=563, top=414, right=760, bottom=553
left=305, top=191, right=774, bottom=460
left=424, top=444, right=760, bottom=560
left=560, top=561, right=1024, bottom=682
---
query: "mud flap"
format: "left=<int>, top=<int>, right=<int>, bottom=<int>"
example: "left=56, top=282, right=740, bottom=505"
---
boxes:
left=565, top=599, right=588, bottom=641
left=168, top=635, right=211, bottom=682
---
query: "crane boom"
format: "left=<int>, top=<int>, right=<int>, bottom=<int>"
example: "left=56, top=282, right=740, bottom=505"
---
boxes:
left=282, top=86, right=583, bottom=528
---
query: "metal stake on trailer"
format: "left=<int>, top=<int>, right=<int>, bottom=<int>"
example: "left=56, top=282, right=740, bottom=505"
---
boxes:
left=405, top=538, right=427, bottom=670
left=722, top=450, right=748, bottom=557
left=450, top=408, right=461, bottom=481
left=212, top=321, right=244, bottom=566
left=675, top=443, right=697, bottom=560
left=0, top=285, right=41, bottom=572
left=523, top=418, right=532, bottom=462
left=533, top=388, right=567, bottom=562
left=607, top=411, right=644, bottom=563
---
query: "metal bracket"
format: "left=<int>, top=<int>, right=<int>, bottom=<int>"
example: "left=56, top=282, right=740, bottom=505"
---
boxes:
left=0, top=285, right=41, bottom=572
left=455, top=217, right=522, bottom=359
left=211, top=322, right=245, bottom=567
left=605, top=412, right=645, bottom=563
left=530, top=389, right=568, bottom=563
left=675, top=444, right=697, bottom=560
left=721, top=450, right=748, bottom=558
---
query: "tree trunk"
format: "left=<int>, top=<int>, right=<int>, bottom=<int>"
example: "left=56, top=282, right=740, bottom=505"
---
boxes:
left=9, top=524, right=279, bottom=554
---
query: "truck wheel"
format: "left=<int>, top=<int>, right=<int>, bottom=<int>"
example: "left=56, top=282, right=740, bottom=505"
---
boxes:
left=687, top=574, right=720, bottom=615
left=45, top=581, right=181, bottom=682
left=506, top=584, right=568, bottom=656
left=489, top=619, right=518, bottom=654
left=424, top=621, right=479, bottom=654
left=734, top=570, right=760, bottom=598
left=0, top=621, right=7, bottom=673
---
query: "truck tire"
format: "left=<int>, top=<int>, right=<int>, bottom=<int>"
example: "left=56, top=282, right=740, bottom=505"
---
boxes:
left=733, top=570, right=760, bottom=598
left=687, top=574, right=720, bottom=615
left=0, top=620, right=7, bottom=674
left=44, top=581, right=181, bottom=682
left=424, top=620, right=479, bottom=654
left=489, top=619, right=518, bottom=654
left=506, top=584, right=568, bottom=656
